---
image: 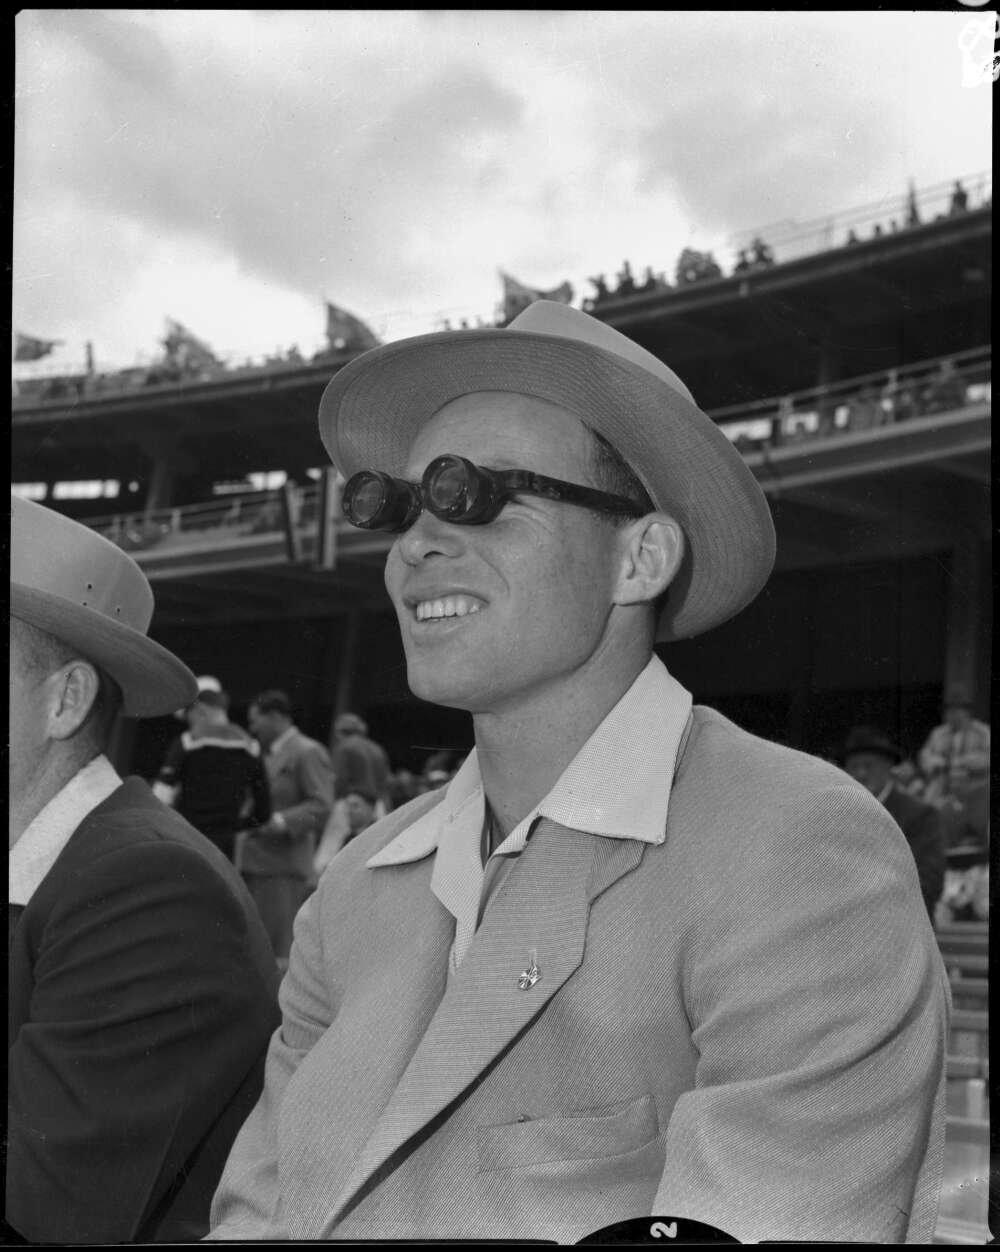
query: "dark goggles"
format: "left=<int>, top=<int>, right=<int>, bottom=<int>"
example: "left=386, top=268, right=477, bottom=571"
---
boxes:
left=342, top=454, right=647, bottom=533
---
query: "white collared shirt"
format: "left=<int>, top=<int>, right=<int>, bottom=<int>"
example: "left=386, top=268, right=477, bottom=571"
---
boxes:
left=367, top=656, right=693, bottom=971
left=9, top=755, right=122, bottom=906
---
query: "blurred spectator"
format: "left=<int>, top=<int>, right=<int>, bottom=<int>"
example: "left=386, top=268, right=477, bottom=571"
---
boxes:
left=844, top=384, right=883, bottom=432
left=675, top=247, right=723, bottom=286
left=882, top=370, right=920, bottom=424
left=841, top=726, right=946, bottom=919
left=616, top=260, right=636, bottom=296
left=388, top=768, right=419, bottom=809
left=949, top=179, right=969, bottom=215
left=845, top=229, right=861, bottom=246
left=588, top=273, right=610, bottom=303
left=330, top=711, right=391, bottom=813
left=733, top=249, right=751, bottom=273
left=918, top=684, right=989, bottom=840
left=891, top=757, right=926, bottom=798
left=872, top=223, right=884, bottom=238
left=152, top=676, right=271, bottom=863
left=640, top=265, right=667, bottom=292
left=937, top=863, right=988, bottom=924
left=240, top=690, right=335, bottom=962
left=750, top=236, right=775, bottom=267
left=313, top=787, right=379, bottom=875
left=920, top=358, right=966, bottom=415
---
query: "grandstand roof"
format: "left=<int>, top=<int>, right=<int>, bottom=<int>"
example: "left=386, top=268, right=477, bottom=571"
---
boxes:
left=12, top=205, right=990, bottom=492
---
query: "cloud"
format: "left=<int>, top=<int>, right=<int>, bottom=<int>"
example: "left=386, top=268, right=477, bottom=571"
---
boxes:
left=13, top=10, right=993, bottom=363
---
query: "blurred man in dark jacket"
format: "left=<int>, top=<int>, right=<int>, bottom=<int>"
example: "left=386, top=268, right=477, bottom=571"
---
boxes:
left=153, top=675, right=271, bottom=861
left=842, top=725, right=947, bottom=918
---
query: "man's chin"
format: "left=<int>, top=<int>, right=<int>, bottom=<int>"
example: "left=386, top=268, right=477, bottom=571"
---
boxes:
left=406, top=663, right=482, bottom=712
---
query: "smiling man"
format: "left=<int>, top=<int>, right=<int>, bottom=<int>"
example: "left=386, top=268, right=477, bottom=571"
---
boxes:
left=209, top=301, right=948, bottom=1243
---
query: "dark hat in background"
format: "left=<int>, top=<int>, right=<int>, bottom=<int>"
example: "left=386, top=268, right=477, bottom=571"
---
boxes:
left=841, top=725, right=903, bottom=764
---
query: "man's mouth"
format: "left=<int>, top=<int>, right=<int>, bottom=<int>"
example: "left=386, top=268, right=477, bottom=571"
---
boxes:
left=413, top=595, right=483, bottom=622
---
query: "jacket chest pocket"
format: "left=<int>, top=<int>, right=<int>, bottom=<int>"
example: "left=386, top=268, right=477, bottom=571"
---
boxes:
left=476, top=1092, right=659, bottom=1173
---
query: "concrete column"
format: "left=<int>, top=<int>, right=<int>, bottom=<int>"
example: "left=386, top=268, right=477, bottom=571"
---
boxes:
left=943, top=530, right=987, bottom=713
left=815, top=334, right=840, bottom=437
left=333, top=609, right=363, bottom=722
left=143, top=452, right=176, bottom=518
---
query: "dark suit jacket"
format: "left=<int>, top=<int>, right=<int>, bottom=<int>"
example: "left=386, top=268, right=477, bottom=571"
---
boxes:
left=882, top=782, right=947, bottom=916
left=7, top=777, right=281, bottom=1244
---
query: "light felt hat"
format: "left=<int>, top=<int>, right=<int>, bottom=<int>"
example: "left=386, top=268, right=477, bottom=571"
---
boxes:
left=10, top=494, right=198, bottom=717
left=318, top=300, right=775, bottom=640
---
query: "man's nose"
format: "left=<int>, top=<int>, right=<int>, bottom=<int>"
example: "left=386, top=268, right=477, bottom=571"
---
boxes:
left=394, top=506, right=467, bottom=565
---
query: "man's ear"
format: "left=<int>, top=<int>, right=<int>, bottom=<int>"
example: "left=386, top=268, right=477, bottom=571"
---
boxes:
left=613, top=513, right=685, bottom=607
left=45, top=660, right=101, bottom=742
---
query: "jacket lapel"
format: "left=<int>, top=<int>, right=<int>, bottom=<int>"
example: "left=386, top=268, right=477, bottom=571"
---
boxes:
left=328, top=817, right=646, bottom=1225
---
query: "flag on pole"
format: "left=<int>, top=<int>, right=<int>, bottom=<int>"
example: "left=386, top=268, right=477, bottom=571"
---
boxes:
left=498, top=272, right=573, bottom=326
left=162, top=319, right=220, bottom=371
left=905, top=179, right=920, bottom=228
left=14, top=332, right=63, bottom=362
left=324, top=302, right=380, bottom=353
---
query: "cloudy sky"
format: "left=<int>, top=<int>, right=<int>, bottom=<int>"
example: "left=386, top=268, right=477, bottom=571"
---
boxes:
left=13, top=9, right=993, bottom=374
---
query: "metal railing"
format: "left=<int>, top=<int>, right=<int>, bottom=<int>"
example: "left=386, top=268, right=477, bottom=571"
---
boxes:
left=714, top=346, right=990, bottom=449
left=725, top=171, right=991, bottom=268
left=72, top=347, right=990, bottom=556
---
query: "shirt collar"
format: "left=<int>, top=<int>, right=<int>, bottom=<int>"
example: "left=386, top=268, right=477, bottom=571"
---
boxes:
left=366, top=655, right=693, bottom=870
left=9, top=755, right=122, bottom=906
left=269, top=725, right=296, bottom=756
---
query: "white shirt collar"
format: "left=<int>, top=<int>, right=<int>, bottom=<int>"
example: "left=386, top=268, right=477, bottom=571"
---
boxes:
left=367, top=656, right=693, bottom=870
left=9, top=755, right=122, bottom=906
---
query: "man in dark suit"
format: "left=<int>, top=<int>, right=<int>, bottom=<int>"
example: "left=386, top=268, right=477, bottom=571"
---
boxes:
left=240, top=689, right=334, bottom=961
left=842, top=725, right=947, bottom=918
left=8, top=494, right=280, bottom=1244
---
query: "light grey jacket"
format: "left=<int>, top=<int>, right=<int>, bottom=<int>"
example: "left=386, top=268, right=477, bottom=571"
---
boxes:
left=210, top=706, right=948, bottom=1243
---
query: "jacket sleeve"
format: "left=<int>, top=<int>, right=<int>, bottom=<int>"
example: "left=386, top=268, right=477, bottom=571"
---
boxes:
left=208, top=873, right=333, bottom=1239
left=6, top=840, right=280, bottom=1245
left=277, top=742, right=335, bottom=838
left=248, top=749, right=273, bottom=828
left=652, top=783, right=950, bottom=1243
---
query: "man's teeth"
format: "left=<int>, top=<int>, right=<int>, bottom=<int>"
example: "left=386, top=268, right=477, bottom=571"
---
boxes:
left=415, top=596, right=482, bottom=621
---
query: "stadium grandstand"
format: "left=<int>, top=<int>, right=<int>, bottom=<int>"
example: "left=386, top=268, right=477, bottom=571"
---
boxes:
left=12, top=173, right=992, bottom=1242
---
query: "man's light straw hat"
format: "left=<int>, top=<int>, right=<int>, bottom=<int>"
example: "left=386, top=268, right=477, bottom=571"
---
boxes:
left=10, top=495, right=198, bottom=717
left=318, top=300, right=775, bottom=640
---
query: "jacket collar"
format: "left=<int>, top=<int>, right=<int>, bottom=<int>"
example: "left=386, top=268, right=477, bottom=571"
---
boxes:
left=365, top=655, right=693, bottom=871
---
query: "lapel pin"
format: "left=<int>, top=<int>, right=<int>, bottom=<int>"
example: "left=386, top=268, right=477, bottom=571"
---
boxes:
left=517, top=949, right=541, bottom=990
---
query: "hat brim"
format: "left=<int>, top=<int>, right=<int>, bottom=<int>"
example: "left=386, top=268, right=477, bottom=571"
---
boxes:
left=319, top=328, right=775, bottom=641
left=11, top=583, right=198, bottom=718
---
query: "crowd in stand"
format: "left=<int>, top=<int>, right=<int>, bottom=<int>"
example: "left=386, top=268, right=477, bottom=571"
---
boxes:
left=839, top=687, right=990, bottom=929
left=730, top=356, right=979, bottom=453
left=155, top=673, right=989, bottom=937
left=585, top=178, right=983, bottom=309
